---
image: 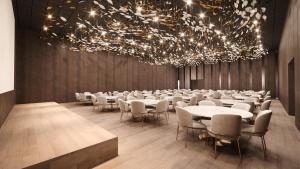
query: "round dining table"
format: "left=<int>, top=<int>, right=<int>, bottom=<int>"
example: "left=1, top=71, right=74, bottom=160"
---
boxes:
left=183, top=105, right=253, bottom=119
left=165, top=96, right=192, bottom=102
left=126, top=99, right=160, bottom=106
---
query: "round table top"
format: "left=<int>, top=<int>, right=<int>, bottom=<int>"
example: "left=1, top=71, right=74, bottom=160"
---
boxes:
left=219, top=99, right=242, bottom=105
left=165, top=96, right=192, bottom=102
left=126, top=99, right=160, bottom=106
left=106, top=96, right=118, bottom=100
left=183, top=105, right=253, bottom=119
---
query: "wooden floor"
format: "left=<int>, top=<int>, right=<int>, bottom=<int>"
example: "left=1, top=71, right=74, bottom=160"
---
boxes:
left=63, top=100, right=300, bottom=169
left=0, top=102, right=118, bottom=169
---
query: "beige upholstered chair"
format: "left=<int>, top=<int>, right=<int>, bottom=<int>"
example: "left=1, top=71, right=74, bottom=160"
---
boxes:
left=91, top=95, right=100, bottom=110
left=127, top=95, right=137, bottom=100
left=148, top=100, right=169, bottom=122
left=232, top=103, right=251, bottom=112
left=145, top=95, right=156, bottom=99
left=175, top=107, right=206, bottom=147
left=97, top=96, right=108, bottom=111
left=198, top=100, right=216, bottom=106
left=172, top=96, right=183, bottom=109
left=263, top=96, right=271, bottom=101
left=136, top=93, right=145, bottom=99
left=207, top=114, right=242, bottom=158
left=241, top=110, right=272, bottom=158
left=131, top=101, right=148, bottom=126
left=119, top=99, right=131, bottom=121
left=176, top=101, right=188, bottom=107
left=261, top=100, right=271, bottom=111
left=196, top=93, right=204, bottom=102
left=189, top=96, right=198, bottom=106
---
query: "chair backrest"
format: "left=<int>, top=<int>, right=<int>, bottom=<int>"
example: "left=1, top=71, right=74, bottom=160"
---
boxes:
left=136, top=93, right=144, bottom=99
left=91, top=95, right=97, bottom=104
left=232, top=103, right=251, bottom=112
left=254, top=110, right=272, bottom=134
left=127, top=95, right=137, bottom=100
left=97, top=96, right=107, bottom=104
left=176, top=101, right=188, bottom=107
left=75, top=93, right=80, bottom=100
left=116, top=96, right=125, bottom=104
left=175, top=107, right=193, bottom=128
left=212, top=92, right=222, bottom=99
left=261, top=100, right=271, bottom=110
left=119, top=99, right=129, bottom=112
left=198, top=100, right=216, bottom=106
left=211, top=114, right=241, bottom=138
left=196, top=93, right=204, bottom=102
left=156, top=100, right=169, bottom=113
left=264, top=96, right=271, bottom=101
left=172, top=96, right=183, bottom=106
left=131, top=101, right=146, bottom=114
left=189, top=96, right=198, bottom=105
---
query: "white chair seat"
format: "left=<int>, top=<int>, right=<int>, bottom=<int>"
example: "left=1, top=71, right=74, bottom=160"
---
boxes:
left=241, top=124, right=255, bottom=134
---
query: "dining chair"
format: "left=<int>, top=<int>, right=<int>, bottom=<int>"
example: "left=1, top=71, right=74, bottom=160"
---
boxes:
left=207, top=114, right=242, bottom=159
left=148, top=100, right=169, bottom=123
left=136, top=93, right=145, bottom=99
left=91, top=95, right=100, bottom=110
left=196, top=93, right=204, bottom=102
left=175, top=107, right=206, bottom=147
left=261, top=100, right=271, bottom=111
left=130, top=101, right=148, bottom=127
left=241, top=110, right=272, bottom=158
left=97, top=96, right=108, bottom=111
left=145, top=95, right=156, bottom=99
left=119, top=99, right=131, bottom=121
left=127, top=95, right=137, bottom=100
left=172, top=96, right=183, bottom=109
left=263, top=96, right=271, bottom=101
left=189, top=96, right=198, bottom=106
left=198, top=100, right=216, bottom=106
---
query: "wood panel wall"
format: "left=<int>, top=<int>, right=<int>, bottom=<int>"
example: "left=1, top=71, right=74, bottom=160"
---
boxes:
left=181, top=56, right=277, bottom=97
left=0, top=90, right=15, bottom=127
left=15, top=30, right=178, bottom=103
left=278, top=0, right=300, bottom=130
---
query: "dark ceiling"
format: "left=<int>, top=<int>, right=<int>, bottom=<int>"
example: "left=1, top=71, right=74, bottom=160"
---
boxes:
left=12, top=0, right=290, bottom=53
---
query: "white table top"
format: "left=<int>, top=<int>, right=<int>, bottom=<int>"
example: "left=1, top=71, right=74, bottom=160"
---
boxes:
left=165, top=96, right=192, bottom=102
left=183, top=106, right=253, bottom=119
left=126, top=99, right=160, bottom=106
left=219, top=99, right=242, bottom=105
left=106, top=96, right=118, bottom=100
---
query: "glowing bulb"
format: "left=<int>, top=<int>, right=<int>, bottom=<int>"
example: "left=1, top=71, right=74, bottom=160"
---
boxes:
left=215, top=30, right=221, bottom=35
left=199, top=13, right=205, bottom=18
left=257, top=35, right=261, bottom=39
left=197, top=42, right=201, bottom=46
left=117, top=37, right=121, bottom=40
left=136, top=6, right=142, bottom=13
left=101, top=31, right=107, bottom=36
left=222, top=36, right=226, bottom=40
left=47, top=14, right=53, bottom=19
left=185, top=0, right=192, bottom=5
left=147, top=34, right=152, bottom=39
left=78, top=24, right=84, bottom=28
left=179, top=32, right=185, bottom=37
left=255, top=28, right=259, bottom=32
left=163, top=51, right=166, bottom=55
left=89, top=10, right=96, bottom=16
left=43, top=26, right=48, bottom=31
left=116, top=22, right=120, bottom=26
left=253, top=20, right=258, bottom=25
left=226, top=41, right=230, bottom=45
left=159, top=39, right=164, bottom=44
left=190, top=38, right=194, bottom=42
left=70, top=33, right=75, bottom=37
left=209, top=23, right=214, bottom=28
left=153, top=16, right=159, bottom=22
left=203, top=46, right=207, bottom=50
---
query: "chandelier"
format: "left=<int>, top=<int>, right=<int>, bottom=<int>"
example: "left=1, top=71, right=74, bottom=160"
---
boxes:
left=41, top=0, right=268, bottom=66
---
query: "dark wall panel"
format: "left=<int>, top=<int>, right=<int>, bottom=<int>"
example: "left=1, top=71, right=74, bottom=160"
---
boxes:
left=230, top=62, right=240, bottom=90
left=0, top=91, right=15, bottom=127
left=240, top=60, right=251, bottom=90
left=204, top=64, right=212, bottom=89
left=15, top=30, right=177, bottom=103
left=184, top=67, right=190, bottom=89
left=252, top=59, right=262, bottom=91
left=278, top=0, right=300, bottom=130
left=221, top=63, right=229, bottom=89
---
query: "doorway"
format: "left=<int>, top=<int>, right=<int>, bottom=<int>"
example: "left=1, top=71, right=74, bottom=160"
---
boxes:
left=288, top=58, right=295, bottom=115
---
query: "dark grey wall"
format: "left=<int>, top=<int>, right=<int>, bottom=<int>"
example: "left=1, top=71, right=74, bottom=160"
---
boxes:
left=278, top=0, right=300, bottom=130
left=15, top=30, right=178, bottom=103
left=180, top=55, right=277, bottom=98
left=0, top=90, right=15, bottom=127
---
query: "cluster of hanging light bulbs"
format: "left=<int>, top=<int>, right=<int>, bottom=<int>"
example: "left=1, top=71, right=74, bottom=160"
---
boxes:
left=42, top=0, right=268, bottom=66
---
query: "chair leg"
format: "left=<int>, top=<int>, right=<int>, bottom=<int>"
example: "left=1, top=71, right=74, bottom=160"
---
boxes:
left=176, top=124, right=179, bottom=140
left=120, top=111, right=124, bottom=121
left=164, top=112, right=168, bottom=123
left=214, top=138, right=217, bottom=159
left=261, top=136, right=267, bottom=158
left=237, top=139, right=242, bottom=159
left=185, top=128, right=188, bottom=148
